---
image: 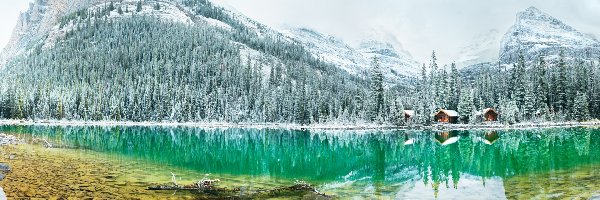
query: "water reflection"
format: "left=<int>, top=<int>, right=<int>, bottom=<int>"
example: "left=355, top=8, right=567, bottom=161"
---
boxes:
left=435, top=132, right=459, bottom=146
left=1, top=126, right=599, bottom=198
left=483, top=131, right=499, bottom=145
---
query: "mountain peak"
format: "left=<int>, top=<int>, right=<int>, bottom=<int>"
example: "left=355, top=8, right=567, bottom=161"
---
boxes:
left=499, top=6, right=600, bottom=64
left=515, top=6, right=574, bottom=32
left=523, top=6, right=542, bottom=15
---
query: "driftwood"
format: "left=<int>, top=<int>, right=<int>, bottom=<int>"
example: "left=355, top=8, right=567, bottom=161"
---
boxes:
left=148, top=179, right=331, bottom=199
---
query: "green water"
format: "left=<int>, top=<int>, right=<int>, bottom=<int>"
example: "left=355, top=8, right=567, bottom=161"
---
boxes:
left=2, top=125, right=600, bottom=199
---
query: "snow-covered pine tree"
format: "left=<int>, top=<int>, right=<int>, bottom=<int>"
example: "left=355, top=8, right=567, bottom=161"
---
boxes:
left=457, top=89, right=474, bottom=124
left=389, top=98, right=405, bottom=126
left=573, top=92, right=590, bottom=122
left=513, top=52, right=527, bottom=109
left=523, top=83, right=536, bottom=120
left=589, top=60, right=600, bottom=119
left=136, top=1, right=143, bottom=12
left=369, top=57, right=384, bottom=121
left=500, top=99, right=518, bottom=125
left=534, top=57, right=549, bottom=110
left=555, top=51, right=568, bottom=112
left=449, top=62, right=460, bottom=110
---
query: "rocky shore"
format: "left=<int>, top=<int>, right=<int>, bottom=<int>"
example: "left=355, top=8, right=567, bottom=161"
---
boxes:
left=0, top=133, right=20, bottom=200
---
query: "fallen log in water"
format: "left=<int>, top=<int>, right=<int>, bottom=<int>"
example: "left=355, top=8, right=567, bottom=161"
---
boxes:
left=147, top=179, right=331, bottom=199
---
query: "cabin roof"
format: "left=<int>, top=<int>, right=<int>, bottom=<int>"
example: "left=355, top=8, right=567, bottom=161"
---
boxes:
left=476, top=108, right=498, bottom=116
left=483, top=108, right=497, bottom=114
left=436, top=109, right=459, bottom=117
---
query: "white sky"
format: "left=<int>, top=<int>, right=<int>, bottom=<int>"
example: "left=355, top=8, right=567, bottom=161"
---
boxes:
left=1, top=0, right=599, bottom=65
left=213, top=0, right=600, bottom=64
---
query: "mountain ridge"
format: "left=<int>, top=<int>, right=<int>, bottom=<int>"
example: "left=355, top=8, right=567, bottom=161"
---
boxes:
left=499, top=6, right=600, bottom=64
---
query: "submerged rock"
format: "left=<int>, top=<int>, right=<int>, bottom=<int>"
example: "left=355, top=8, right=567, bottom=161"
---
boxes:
left=0, top=134, right=20, bottom=146
left=0, top=163, right=9, bottom=172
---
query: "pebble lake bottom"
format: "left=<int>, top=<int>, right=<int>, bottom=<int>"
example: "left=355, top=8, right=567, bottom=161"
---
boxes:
left=0, top=125, right=598, bottom=199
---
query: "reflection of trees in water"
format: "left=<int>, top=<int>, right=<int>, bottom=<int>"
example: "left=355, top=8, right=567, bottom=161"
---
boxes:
left=1, top=126, right=599, bottom=190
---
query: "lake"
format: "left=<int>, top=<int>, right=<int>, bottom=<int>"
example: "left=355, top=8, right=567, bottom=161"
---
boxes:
left=0, top=125, right=599, bottom=199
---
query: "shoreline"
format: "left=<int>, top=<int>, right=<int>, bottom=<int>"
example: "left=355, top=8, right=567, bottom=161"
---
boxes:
left=0, top=119, right=599, bottom=131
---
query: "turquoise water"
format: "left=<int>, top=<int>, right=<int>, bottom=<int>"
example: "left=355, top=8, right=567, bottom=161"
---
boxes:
left=2, top=126, right=599, bottom=199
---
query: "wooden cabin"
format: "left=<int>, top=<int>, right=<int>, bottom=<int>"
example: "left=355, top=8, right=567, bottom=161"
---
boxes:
left=434, top=109, right=459, bottom=123
left=403, top=110, right=415, bottom=122
left=481, top=108, right=498, bottom=121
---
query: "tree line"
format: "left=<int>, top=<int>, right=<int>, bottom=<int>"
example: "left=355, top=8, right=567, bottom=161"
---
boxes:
left=1, top=0, right=599, bottom=126
left=385, top=51, right=600, bottom=125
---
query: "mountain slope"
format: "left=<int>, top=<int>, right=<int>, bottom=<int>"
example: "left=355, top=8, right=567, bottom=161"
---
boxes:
left=499, top=6, right=600, bottom=64
left=0, top=0, right=377, bottom=123
left=281, top=28, right=419, bottom=83
left=455, top=29, right=502, bottom=68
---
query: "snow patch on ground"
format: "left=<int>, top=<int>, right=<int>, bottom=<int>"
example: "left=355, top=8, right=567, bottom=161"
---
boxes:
left=1, top=119, right=599, bottom=132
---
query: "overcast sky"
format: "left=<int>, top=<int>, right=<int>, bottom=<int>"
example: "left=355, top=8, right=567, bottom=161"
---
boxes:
left=1, top=0, right=599, bottom=64
left=213, top=0, right=600, bottom=64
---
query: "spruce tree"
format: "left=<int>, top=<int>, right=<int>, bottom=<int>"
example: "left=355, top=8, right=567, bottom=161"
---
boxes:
left=449, top=63, right=460, bottom=110
left=136, top=1, right=143, bottom=12
left=556, top=51, right=568, bottom=112
left=457, top=89, right=474, bottom=124
left=573, top=92, right=590, bottom=121
left=523, top=83, right=536, bottom=120
left=534, top=57, right=549, bottom=109
left=513, top=52, right=527, bottom=109
left=369, top=57, right=384, bottom=121
left=500, top=100, right=518, bottom=125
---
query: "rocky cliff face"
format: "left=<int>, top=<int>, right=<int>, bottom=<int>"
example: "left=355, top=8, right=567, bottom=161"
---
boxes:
left=1, top=0, right=103, bottom=66
left=499, top=7, right=600, bottom=64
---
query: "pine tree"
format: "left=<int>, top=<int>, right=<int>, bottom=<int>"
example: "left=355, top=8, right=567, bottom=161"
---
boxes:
left=589, top=60, right=600, bottom=119
left=573, top=92, right=590, bottom=122
left=556, top=51, right=568, bottom=112
left=449, top=63, right=460, bottom=110
left=108, top=2, right=115, bottom=11
left=457, top=89, right=474, bottom=124
left=534, top=57, right=549, bottom=109
left=369, top=57, right=384, bottom=121
left=513, top=52, right=527, bottom=109
left=390, top=98, right=405, bottom=126
left=136, top=1, right=143, bottom=12
left=523, top=83, right=536, bottom=120
left=500, top=100, right=518, bottom=125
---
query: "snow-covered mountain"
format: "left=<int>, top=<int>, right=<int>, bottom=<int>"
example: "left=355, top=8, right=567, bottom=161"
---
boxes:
left=1, top=0, right=420, bottom=83
left=0, top=0, right=107, bottom=65
left=357, top=40, right=420, bottom=79
left=0, top=0, right=289, bottom=68
left=455, top=29, right=502, bottom=68
left=499, top=6, right=600, bottom=64
left=281, top=28, right=419, bottom=83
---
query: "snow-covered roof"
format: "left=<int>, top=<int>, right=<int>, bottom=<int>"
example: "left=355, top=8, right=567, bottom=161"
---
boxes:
left=403, top=110, right=415, bottom=116
left=476, top=108, right=497, bottom=116
left=483, top=108, right=497, bottom=113
left=438, top=110, right=459, bottom=117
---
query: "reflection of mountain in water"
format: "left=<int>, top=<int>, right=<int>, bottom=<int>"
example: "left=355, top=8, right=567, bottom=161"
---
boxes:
left=2, top=126, right=599, bottom=198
